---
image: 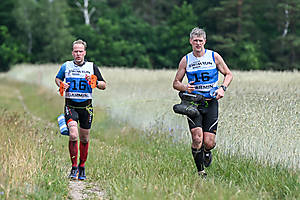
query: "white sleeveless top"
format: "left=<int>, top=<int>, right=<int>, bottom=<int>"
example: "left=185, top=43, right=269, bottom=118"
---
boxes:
left=186, top=49, right=218, bottom=98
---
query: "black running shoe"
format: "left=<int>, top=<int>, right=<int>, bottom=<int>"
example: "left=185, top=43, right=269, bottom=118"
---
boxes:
left=78, top=166, right=86, bottom=180
left=203, top=150, right=212, bottom=167
left=69, top=166, right=78, bottom=179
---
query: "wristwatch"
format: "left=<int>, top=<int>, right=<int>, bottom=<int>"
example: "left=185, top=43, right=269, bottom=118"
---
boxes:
left=220, top=85, right=227, bottom=91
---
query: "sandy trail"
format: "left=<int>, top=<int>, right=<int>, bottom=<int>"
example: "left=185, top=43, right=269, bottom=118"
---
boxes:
left=69, top=180, right=105, bottom=200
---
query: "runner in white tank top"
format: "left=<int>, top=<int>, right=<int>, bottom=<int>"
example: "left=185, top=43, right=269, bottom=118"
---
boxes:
left=173, top=27, right=233, bottom=177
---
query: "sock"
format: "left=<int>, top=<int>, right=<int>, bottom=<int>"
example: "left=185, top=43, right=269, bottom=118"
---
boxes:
left=192, top=147, right=204, bottom=172
left=69, top=141, right=78, bottom=167
left=79, top=141, right=89, bottom=167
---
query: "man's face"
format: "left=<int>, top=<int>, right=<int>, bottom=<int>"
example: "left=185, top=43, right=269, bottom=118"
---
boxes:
left=72, top=44, right=86, bottom=65
left=190, top=36, right=206, bottom=52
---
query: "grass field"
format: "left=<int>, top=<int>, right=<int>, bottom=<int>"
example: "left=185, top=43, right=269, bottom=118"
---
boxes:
left=6, top=64, right=300, bottom=170
left=1, top=65, right=300, bottom=199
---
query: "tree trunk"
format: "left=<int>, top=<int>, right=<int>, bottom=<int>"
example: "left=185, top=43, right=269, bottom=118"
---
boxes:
left=76, top=0, right=96, bottom=25
left=282, top=4, right=289, bottom=37
left=27, top=31, right=32, bottom=55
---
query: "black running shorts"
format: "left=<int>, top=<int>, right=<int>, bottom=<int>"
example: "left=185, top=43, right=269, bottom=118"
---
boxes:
left=64, top=99, right=93, bottom=129
left=187, top=99, right=218, bottom=134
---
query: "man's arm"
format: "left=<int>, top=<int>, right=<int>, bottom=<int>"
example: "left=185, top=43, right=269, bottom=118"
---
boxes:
left=93, top=64, right=106, bottom=90
left=173, top=56, right=195, bottom=93
left=214, top=52, right=233, bottom=99
left=55, top=77, right=62, bottom=87
left=55, top=63, right=69, bottom=91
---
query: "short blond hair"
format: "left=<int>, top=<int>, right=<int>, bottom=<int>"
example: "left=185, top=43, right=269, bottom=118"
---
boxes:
left=73, top=39, right=87, bottom=50
left=190, top=27, right=206, bottom=40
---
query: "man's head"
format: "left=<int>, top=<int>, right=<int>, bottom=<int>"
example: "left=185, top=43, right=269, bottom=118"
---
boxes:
left=190, top=27, right=206, bottom=40
left=189, top=27, right=206, bottom=53
left=72, top=39, right=87, bottom=65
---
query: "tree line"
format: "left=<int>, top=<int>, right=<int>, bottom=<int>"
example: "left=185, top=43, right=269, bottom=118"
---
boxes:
left=0, top=0, right=299, bottom=72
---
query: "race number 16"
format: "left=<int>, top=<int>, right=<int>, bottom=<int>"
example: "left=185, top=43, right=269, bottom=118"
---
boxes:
left=71, top=80, right=87, bottom=90
left=194, top=72, right=210, bottom=82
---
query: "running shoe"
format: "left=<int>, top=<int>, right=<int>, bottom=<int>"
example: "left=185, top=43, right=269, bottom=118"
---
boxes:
left=69, top=166, right=78, bottom=179
left=203, top=150, right=212, bottom=167
left=78, top=166, right=86, bottom=180
left=198, top=170, right=207, bottom=178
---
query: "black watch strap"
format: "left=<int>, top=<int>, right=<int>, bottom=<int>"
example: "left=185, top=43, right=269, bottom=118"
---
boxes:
left=221, top=85, right=227, bottom=91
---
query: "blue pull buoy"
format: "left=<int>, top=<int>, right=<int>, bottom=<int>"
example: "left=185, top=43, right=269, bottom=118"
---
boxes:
left=57, top=114, right=69, bottom=136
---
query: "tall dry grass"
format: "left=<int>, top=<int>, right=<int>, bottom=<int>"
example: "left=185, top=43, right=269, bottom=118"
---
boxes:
left=0, top=79, right=69, bottom=199
left=1, top=71, right=299, bottom=199
left=7, top=64, right=300, bottom=170
left=0, top=111, right=42, bottom=198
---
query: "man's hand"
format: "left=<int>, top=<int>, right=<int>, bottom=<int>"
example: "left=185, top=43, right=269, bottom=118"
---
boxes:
left=215, top=87, right=225, bottom=100
left=59, top=82, right=70, bottom=96
left=85, top=74, right=97, bottom=88
left=186, top=81, right=195, bottom=93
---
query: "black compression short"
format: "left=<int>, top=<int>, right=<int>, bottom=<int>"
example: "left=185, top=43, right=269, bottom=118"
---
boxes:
left=187, top=98, right=218, bottom=134
left=64, top=99, right=93, bottom=129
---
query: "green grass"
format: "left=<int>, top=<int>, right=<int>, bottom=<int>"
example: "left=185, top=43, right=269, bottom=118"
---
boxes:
left=89, top=121, right=299, bottom=199
left=6, top=64, right=300, bottom=170
left=0, top=77, right=299, bottom=199
left=0, top=81, right=69, bottom=199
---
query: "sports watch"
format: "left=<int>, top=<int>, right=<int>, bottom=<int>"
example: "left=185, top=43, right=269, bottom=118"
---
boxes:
left=220, top=85, right=227, bottom=91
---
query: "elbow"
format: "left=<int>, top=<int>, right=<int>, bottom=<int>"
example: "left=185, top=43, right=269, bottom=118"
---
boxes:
left=55, top=78, right=61, bottom=87
left=98, top=81, right=106, bottom=90
left=228, top=71, right=233, bottom=81
left=172, top=80, right=177, bottom=90
left=225, top=71, right=233, bottom=82
left=173, top=80, right=182, bottom=91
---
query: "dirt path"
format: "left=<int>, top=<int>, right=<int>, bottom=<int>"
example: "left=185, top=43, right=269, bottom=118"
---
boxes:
left=16, top=89, right=106, bottom=199
left=69, top=180, right=105, bottom=200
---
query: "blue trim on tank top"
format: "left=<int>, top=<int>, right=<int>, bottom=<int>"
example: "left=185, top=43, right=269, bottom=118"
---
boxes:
left=212, top=51, right=215, bottom=63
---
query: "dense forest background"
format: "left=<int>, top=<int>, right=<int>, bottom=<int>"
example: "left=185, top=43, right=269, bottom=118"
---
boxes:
left=0, top=0, right=299, bottom=71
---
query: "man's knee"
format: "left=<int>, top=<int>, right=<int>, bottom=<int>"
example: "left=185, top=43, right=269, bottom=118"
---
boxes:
left=191, top=127, right=203, bottom=146
left=80, top=128, right=90, bottom=143
left=204, top=133, right=216, bottom=150
left=68, top=121, right=78, bottom=141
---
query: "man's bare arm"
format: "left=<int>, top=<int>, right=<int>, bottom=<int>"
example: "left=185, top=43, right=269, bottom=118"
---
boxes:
left=173, top=57, right=195, bottom=93
left=214, top=52, right=233, bottom=87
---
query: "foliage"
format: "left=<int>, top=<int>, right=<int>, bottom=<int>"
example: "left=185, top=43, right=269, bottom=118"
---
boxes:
left=156, top=1, right=198, bottom=68
left=13, top=0, right=74, bottom=63
left=34, top=0, right=75, bottom=63
left=0, top=26, right=23, bottom=71
left=269, top=1, right=300, bottom=70
left=1, top=0, right=300, bottom=70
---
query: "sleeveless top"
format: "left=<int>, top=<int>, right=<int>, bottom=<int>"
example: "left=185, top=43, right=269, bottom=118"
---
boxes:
left=186, top=49, right=218, bottom=98
left=63, top=61, right=94, bottom=102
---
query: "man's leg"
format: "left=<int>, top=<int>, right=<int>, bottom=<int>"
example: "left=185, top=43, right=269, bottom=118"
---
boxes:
left=202, top=99, right=218, bottom=168
left=190, top=127, right=206, bottom=177
left=203, top=132, right=216, bottom=167
left=79, top=128, right=90, bottom=167
left=78, top=127, right=90, bottom=180
left=68, top=120, right=79, bottom=179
